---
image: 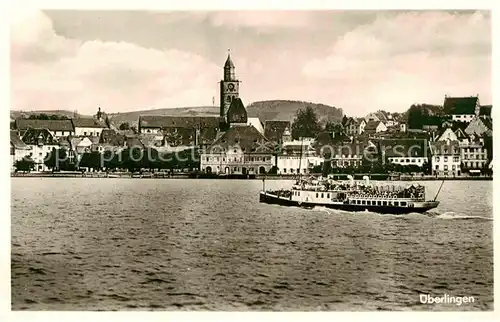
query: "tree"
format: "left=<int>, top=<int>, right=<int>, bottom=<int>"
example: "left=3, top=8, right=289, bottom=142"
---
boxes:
left=44, top=148, right=68, bottom=171
left=341, top=115, right=348, bottom=126
left=119, top=122, right=130, bottom=130
left=80, top=151, right=102, bottom=170
left=14, top=157, right=35, bottom=172
left=291, top=106, right=322, bottom=140
left=44, top=148, right=76, bottom=171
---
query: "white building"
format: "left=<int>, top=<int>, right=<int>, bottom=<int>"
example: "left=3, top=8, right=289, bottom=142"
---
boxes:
left=10, top=131, right=32, bottom=172
left=200, top=125, right=274, bottom=175
left=276, top=138, right=319, bottom=175
left=21, top=128, right=61, bottom=172
left=443, top=96, right=480, bottom=122
left=429, top=141, right=461, bottom=176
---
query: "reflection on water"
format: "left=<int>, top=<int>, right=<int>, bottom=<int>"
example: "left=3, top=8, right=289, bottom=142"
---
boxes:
left=11, top=179, right=493, bottom=311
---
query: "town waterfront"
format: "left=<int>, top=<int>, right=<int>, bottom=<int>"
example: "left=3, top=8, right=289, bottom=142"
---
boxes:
left=11, top=178, right=493, bottom=311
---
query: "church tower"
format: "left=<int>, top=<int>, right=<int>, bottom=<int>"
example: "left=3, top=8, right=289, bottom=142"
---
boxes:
left=220, top=50, right=240, bottom=124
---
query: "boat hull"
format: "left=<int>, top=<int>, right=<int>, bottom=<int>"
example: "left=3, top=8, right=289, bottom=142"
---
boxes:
left=259, top=191, right=439, bottom=215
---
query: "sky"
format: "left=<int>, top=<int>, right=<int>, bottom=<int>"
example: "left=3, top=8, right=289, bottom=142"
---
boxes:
left=10, top=10, right=492, bottom=117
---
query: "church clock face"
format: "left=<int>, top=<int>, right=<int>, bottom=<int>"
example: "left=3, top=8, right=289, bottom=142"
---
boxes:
left=227, top=83, right=235, bottom=92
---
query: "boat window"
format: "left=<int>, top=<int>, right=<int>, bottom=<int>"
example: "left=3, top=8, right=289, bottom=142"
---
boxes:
left=327, top=193, right=330, bottom=199
left=372, top=201, right=376, bottom=205
left=394, top=201, right=399, bottom=206
left=377, top=201, right=382, bottom=206
left=316, top=193, right=318, bottom=198
left=321, top=193, right=324, bottom=198
left=383, top=201, right=387, bottom=206
left=362, top=200, right=366, bottom=205
left=351, top=200, right=355, bottom=204
left=298, top=192, right=300, bottom=196
left=357, top=200, right=361, bottom=205
left=401, top=202, right=407, bottom=206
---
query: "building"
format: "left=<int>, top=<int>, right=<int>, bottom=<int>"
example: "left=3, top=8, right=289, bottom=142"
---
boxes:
left=479, top=105, right=492, bottom=118
left=328, top=140, right=376, bottom=169
left=21, top=128, right=61, bottom=171
left=201, top=125, right=274, bottom=175
left=443, top=96, right=480, bottom=122
left=219, top=51, right=240, bottom=129
left=460, top=141, right=488, bottom=173
left=247, top=117, right=265, bottom=135
left=264, top=120, right=291, bottom=144
left=378, top=139, right=428, bottom=167
left=400, top=122, right=407, bottom=133
left=276, top=138, right=319, bottom=175
left=15, top=119, right=74, bottom=138
left=344, top=117, right=367, bottom=136
left=72, top=118, right=107, bottom=137
left=138, top=116, right=220, bottom=151
left=465, top=116, right=492, bottom=137
left=429, top=141, right=461, bottom=176
left=364, top=120, right=387, bottom=134
left=10, top=131, right=32, bottom=172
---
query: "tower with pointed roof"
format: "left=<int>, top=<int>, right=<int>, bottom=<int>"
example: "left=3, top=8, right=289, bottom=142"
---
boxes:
left=220, top=50, right=240, bottom=128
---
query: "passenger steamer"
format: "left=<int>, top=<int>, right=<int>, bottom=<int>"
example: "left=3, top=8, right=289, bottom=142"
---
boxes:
left=259, top=175, right=442, bottom=215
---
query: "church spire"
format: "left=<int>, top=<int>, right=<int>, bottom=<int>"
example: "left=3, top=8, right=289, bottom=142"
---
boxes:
left=224, top=49, right=236, bottom=81
left=224, top=49, right=235, bottom=69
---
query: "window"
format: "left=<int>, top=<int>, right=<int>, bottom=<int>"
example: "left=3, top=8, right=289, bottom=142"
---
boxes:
left=411, top=159, right=415, bottom=163
left=383, top=201, right=387, bottom=206
left=377, top=201, right=382, bottom=206
left=327, top=193, right=330, bottom=198
left=394, top=202, right=399, bottom=206
left=436, top=157, right=440, bottom=162
left=362, top=200, right=366, bottom=205
left=233, top=167, right=237, bottom=171
left=435, top=165, right=439, bottom=170
left=290, top=168, right=294, bottom=173
left=84, top=132, right=87, bottom=136
left=372, top=201, right=376, bottom=205
left=444, top=165, right=448, bottom=171
left=452, top=165, right=456, bottom=170
left=283, top=169, right=286, bottom=173
left=297, top=168, right=300, bottom=173
left=321, top=193, right=324, bottom=198
left=357, top=200, right=361, bottom=205
left=401, top=202, right=407, bottom=207
left=444, top=156, right=448, bottom=162
left=206, top=157, right=209, bottom=162
left=453, top=157, right=459, bottom=162
left=406, top=159, right=410, bottom=163
left=316, top=193, right=319, bottom=198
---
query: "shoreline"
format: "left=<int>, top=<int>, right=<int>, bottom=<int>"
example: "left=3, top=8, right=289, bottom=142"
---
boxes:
left=10, top=172, right=493, bottom=181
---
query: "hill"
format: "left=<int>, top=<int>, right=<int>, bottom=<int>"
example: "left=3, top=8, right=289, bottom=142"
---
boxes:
left=10, top=110, right=89, bottom=120
left=246, top=100, right=343, bottom=125
left=11, top=100, right=343, bottom=127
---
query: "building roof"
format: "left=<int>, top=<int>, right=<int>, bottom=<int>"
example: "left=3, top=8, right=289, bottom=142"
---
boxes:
left=72, top=118, right=107, bottom=128
left=21, top=128, right=58, bottom=145
left=10, top=131, right=30, bottom=150
left=481, top=116, right=492, bottom=131
left=209, top=125, right=272, bottom=154
left=377, top=139, right=428, bottom=158
left=139, top=115, right=220, bottom=129
left=99, top=129, right=127, bottom=146
left=227, top=98, right=247, bottom=124
left=443, top=96, right=478, bottom=115
left=264, top=120, right=291, bottom=143
left=15, top=119, right=74, bottom=132
left=364, top=120, right=382, bottom=131
left=479, top=105, right=492, bottom=117
left=224, top=53, right=235, bottom=69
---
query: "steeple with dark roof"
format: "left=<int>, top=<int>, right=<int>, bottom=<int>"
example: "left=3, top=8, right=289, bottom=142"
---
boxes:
left=224, top=49, right=236, bottom=81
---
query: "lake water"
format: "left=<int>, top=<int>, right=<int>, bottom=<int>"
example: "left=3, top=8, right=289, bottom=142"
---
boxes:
left=11, top=178, right=493, bottom=311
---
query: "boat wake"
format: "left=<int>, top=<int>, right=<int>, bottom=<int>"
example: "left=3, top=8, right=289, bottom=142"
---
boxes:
left=432, top=211, right=492, bottom=221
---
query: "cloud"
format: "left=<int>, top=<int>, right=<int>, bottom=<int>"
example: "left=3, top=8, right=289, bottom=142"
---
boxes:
left=302, top=11, right=491, bottom=114
left=11, top=10, right=221, bottom=114
left=207, top=11, right=319, bottom=29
